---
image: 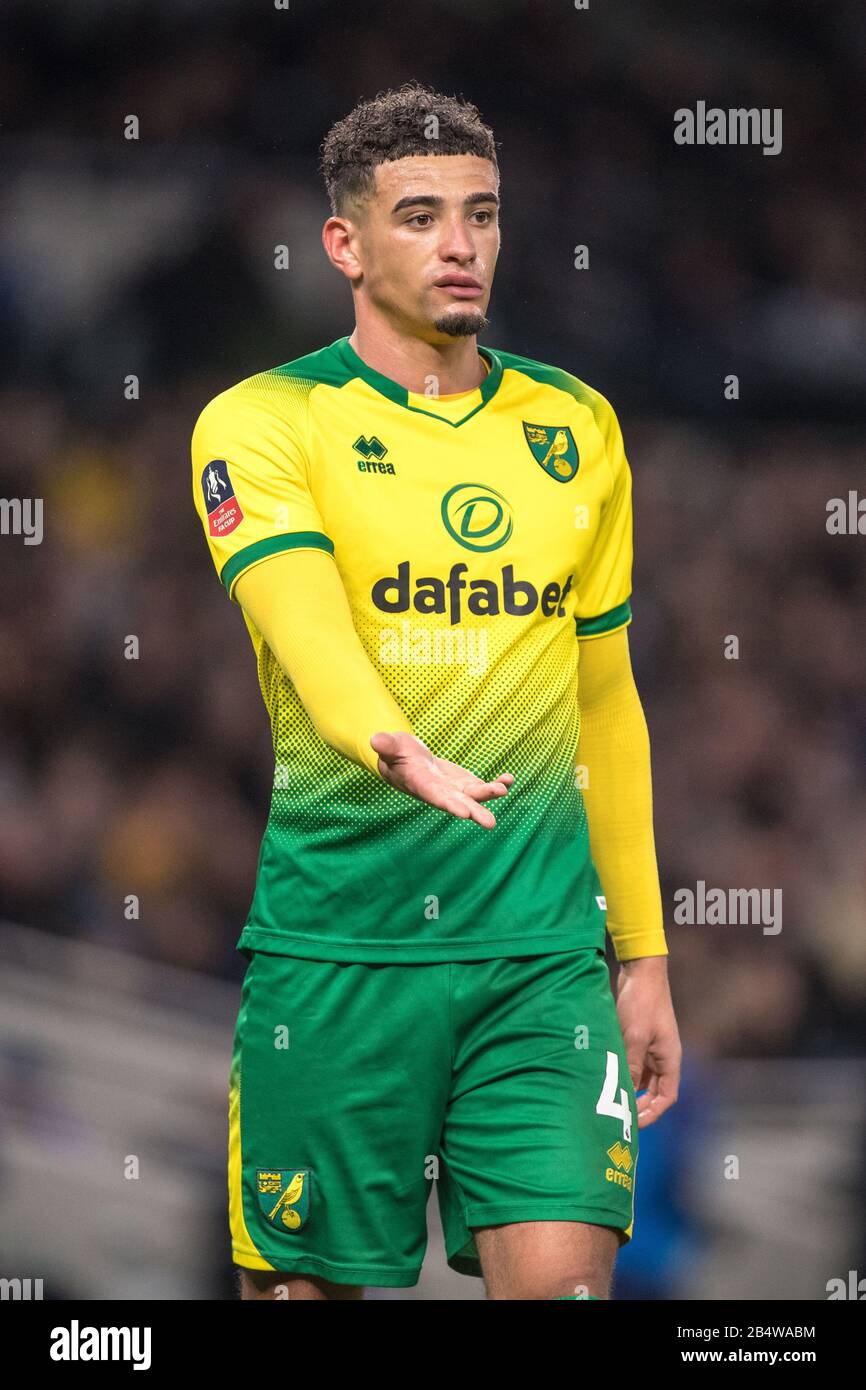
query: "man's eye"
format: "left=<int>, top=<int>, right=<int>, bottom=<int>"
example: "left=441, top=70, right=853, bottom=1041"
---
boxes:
left=408, top=213, right=432, bottom=226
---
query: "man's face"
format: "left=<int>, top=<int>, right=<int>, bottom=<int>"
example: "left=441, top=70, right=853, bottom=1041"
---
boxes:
left=347, top=154, right=500, bottom=341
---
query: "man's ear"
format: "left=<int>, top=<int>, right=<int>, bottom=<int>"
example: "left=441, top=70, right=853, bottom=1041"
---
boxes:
left=321, top=216, right=364, bottom=282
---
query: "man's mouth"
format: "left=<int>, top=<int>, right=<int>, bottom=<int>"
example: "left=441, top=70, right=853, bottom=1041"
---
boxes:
left=433, top=274, right=484, bottom=299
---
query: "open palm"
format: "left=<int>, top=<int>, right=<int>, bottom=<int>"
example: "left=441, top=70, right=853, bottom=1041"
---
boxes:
left=370, top=731, right=514, bottom=828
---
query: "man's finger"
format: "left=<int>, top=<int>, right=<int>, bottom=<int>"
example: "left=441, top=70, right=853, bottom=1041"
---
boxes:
left=433, top=780, right=498, bottom=826
left=625, top=1041, right=648, bottom=1091
left=457, top=777, right=512, bottom=802
left=636, top=1072, right=679, bottom=1127
left=418, top=781, right=497, bottom=827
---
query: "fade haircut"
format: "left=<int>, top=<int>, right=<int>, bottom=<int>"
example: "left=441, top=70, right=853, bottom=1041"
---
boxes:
left=320, top=81, right=498, bottom=218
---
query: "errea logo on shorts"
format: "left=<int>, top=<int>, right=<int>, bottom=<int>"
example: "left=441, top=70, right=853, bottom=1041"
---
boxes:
left=606, top=1142, right=633, bottom=1192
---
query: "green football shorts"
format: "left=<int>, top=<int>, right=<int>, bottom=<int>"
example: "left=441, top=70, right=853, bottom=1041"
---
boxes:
left=228, top=945, right=638, bottom=1287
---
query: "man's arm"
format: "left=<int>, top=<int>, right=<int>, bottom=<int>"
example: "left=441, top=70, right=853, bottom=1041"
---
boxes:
left=577, top=625, right=681, bottom=1126
left=234, top=547, right=514, bottom=826
left=234, top=547, right=413, bottom=775
left=577, top=625, right=666, bottom=961
left=191, top=388, right=512, bottom=826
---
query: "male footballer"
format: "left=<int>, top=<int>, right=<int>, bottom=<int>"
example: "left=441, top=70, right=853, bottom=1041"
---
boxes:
left=192, top=82, right=681, bottom=1300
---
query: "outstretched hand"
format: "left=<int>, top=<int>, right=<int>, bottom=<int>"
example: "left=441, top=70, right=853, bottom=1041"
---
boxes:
left=370, top=731, right=514, bottom=828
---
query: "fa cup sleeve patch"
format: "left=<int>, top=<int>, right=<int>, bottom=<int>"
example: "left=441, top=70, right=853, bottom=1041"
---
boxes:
left=201, top=458, right=245, bottom=537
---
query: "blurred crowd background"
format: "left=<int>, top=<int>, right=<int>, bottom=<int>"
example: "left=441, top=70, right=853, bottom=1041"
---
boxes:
left=1, top=0, right=864, bottom=1300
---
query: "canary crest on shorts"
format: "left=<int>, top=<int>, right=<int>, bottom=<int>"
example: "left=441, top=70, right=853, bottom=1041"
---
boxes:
left=257, top=1168, right=311, bottom=1231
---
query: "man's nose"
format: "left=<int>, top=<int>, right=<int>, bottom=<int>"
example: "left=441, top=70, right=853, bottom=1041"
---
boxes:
left=440, top=220, right=476, bottom=258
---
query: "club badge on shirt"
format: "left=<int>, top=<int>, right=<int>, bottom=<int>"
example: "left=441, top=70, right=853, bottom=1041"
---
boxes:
left=201, top=458, right=244, bottom=537
left=522, top=422, right=579, bottom=482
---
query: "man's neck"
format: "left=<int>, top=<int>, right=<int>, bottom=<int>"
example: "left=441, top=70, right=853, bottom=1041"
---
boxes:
left=347, top=324, right=487, bottom=396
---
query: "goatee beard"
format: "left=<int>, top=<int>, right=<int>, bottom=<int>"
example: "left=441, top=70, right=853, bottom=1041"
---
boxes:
left=433, top=307, right=490, bottom=338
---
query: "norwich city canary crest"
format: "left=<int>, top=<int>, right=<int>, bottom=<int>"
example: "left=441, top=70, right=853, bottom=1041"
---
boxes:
left=523, top=422, right=579, bottom=482
left=257, top=1168, right=310, bottom=1231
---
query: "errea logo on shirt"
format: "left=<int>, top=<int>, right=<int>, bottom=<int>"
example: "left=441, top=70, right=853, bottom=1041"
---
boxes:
left=354, top=435, right=396, bottom=475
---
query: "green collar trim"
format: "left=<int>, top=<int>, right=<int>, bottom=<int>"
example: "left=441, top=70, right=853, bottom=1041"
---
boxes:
left=332, top=335, right=503, bottom=427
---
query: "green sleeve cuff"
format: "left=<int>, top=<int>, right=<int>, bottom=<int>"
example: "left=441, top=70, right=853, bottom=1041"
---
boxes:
left=221, top=531, right=334, bottom=596
left=575, top=597, right=632, bottom=639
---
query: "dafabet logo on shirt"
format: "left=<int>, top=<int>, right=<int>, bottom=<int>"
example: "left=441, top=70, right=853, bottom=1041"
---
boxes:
left=441, top=483, right=513, bottom=552
left=201, top=458, right=244, bottom=538
left=371, top=482, right=573, bottom=626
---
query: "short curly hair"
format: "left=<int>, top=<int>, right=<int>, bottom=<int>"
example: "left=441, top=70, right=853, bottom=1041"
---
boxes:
left=320, top=81, right=498, bottom=217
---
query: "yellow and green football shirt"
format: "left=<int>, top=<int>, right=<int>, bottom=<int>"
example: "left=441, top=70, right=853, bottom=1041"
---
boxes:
left=192, top=336, right=634, bottom=963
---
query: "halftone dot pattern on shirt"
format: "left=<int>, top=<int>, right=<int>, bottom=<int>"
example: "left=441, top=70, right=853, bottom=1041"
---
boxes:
left=192, top=338, right=630, bottom=960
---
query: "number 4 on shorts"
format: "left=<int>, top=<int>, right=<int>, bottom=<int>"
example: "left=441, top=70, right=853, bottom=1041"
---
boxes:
left=595, top=1049, right=633, bottom=1142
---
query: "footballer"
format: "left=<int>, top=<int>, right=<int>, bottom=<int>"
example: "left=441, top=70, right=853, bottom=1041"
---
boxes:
left=192, top=82, right=681, bottom=1301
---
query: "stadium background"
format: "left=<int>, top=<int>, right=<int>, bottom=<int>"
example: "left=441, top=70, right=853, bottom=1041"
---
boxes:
left=1, top=0, right=864, bottom=1300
